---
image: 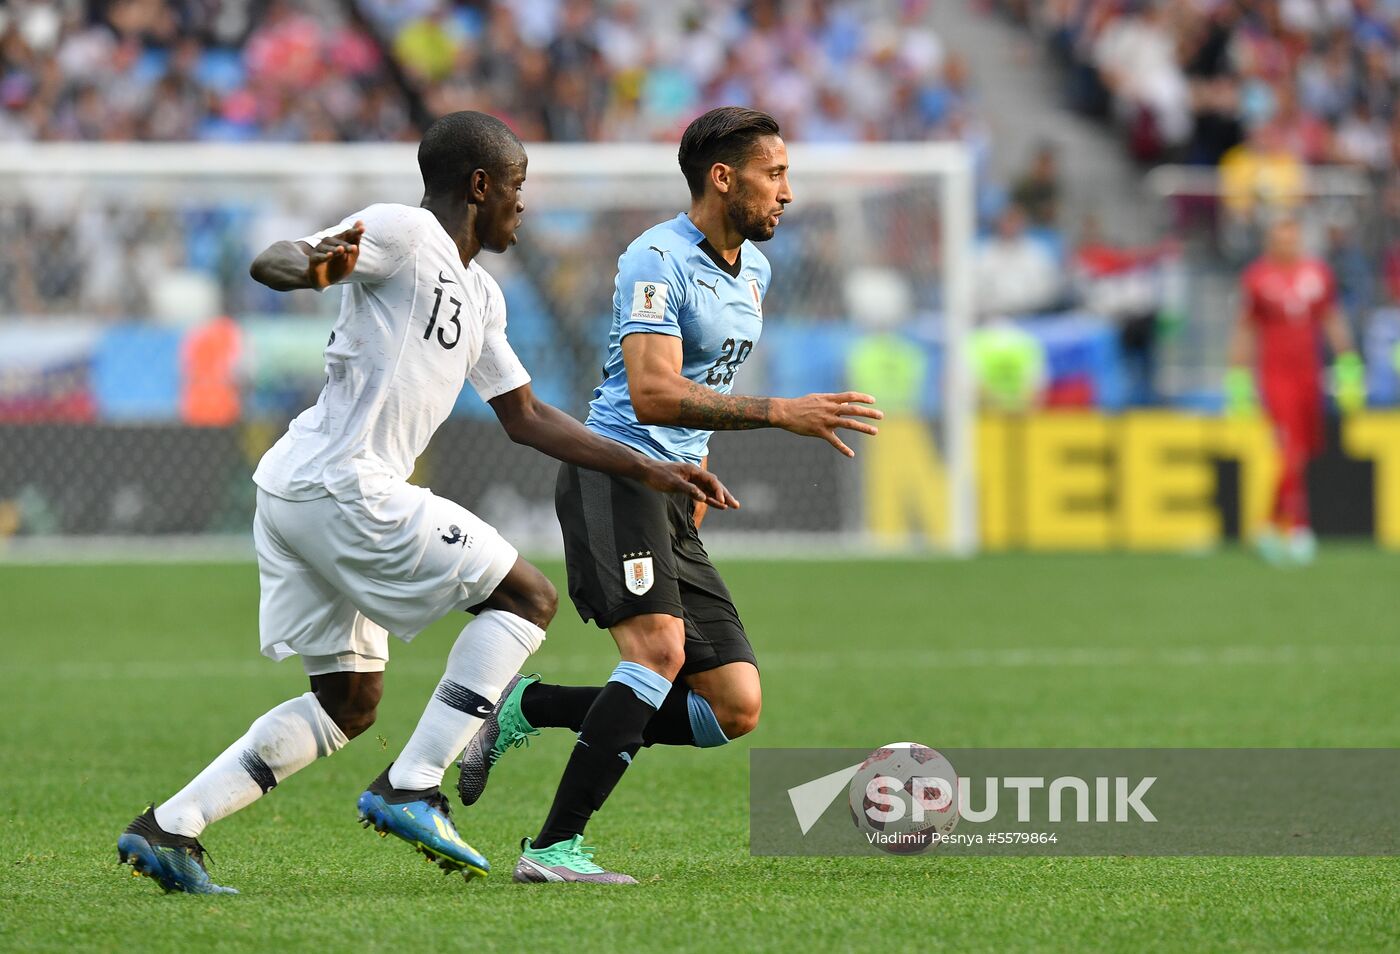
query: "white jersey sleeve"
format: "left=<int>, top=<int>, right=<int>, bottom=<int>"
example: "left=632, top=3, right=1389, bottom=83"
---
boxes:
left=257, top=203, right=531, bottom=503
left=297, top=205, right=415, bottom=285
left=467, top=275, right=531, bottom=402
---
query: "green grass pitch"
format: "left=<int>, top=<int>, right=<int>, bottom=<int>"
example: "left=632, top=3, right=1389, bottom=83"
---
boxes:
left=2, top=550, right=1398, bottom=951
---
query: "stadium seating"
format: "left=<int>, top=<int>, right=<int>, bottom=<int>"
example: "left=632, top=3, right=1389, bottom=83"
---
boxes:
left=0, top=0, right=969, bottom=146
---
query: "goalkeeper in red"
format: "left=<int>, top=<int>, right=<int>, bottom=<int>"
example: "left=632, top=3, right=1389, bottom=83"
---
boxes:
left=1226, top=217, right=1362, bottom=564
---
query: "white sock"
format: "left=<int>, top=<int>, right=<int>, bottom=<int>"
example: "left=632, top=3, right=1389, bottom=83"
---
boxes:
left=155, top=692, right=347, bottom=838
left=389, top=610, right=545, bottom=791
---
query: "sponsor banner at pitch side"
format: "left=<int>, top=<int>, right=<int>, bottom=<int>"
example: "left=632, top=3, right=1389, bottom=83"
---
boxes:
left=750, top=748, right=1400, bottom=856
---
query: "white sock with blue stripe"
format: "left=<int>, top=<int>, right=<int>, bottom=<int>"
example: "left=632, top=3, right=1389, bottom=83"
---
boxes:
left=154, top=692, right=346, bottom=838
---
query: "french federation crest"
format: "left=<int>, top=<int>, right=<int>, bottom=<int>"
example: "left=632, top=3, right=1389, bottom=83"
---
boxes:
left=623, top=553, right=654, bottom=595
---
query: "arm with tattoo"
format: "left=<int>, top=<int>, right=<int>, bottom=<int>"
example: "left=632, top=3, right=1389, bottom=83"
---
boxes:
left=622, top=333, right=882, bottom=457
left=674, top=382, right=773, bottom=430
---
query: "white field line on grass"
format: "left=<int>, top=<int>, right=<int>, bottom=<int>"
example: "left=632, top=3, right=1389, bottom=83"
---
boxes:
left=12, top=644, right=1399, bottom=681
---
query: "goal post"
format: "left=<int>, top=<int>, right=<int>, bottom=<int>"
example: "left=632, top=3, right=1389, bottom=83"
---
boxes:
left=0, top=142, right=977, bottom=556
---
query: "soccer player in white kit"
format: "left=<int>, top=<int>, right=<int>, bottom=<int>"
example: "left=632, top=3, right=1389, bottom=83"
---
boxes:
left=116, top=112, right=737, bottom=895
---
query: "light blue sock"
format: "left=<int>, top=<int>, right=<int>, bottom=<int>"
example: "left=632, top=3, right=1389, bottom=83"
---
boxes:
left=609, top=661, right=671, bottom=710
left=686, top=691, right=729, bottom=748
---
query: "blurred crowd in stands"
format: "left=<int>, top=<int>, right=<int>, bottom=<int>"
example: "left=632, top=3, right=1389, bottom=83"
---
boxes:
left=996, top=0, right=1400, bottom=170
left=0, top=0, right=989, bottom=381
left=6, top=0, right=1400, bottom=411
left=994, top=1, right=1400, bottom=289
left=993, top=0, right=1400, bottom=402
left=0, top=0, right=975, bottom=144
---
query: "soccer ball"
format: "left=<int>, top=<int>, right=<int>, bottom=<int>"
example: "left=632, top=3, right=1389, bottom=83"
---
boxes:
left=847, top=742, right=959, bottom=855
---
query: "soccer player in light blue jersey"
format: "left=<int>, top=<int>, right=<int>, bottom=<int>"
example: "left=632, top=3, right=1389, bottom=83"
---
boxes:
left=457, top=107, right=883, bottom=882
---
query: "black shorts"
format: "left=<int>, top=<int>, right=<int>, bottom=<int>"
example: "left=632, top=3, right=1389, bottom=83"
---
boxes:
left=555, top=462, right=757, bottom=676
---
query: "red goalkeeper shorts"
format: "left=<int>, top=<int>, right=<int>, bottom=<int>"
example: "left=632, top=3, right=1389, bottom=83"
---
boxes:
left=1262, top=381, right=1324, bottom=461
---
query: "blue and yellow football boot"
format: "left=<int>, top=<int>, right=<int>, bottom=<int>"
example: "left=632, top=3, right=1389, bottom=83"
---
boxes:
left=356, top=764, right=489, bottom=881
left=117, top=806, right=237, bottom=895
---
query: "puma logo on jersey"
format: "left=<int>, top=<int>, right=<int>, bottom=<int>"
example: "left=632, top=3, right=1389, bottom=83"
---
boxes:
left=648, top=246, right=667, bottom=259
left=437, top=270, right=456, bottom=285
left=695, top=278, right=719, bottom=298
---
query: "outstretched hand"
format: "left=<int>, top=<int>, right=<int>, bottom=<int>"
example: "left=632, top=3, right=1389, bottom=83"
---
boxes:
left=307, top=221, right=364, bottom=289
left=775, top=391, right=883, bottom=457
left=642, top=460, right=740, bottom=511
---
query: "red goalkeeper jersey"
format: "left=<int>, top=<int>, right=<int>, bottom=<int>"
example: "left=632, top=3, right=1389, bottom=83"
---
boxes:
left=1240, top=256, right=1336, bottom=387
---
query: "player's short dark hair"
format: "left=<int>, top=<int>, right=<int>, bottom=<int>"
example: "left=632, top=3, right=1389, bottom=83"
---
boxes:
left=678, top=107, right=782, bottom=199
left=418, top=111, right=524, bottom=196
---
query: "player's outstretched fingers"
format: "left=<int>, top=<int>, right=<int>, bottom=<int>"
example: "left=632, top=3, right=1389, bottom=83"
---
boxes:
left=717, top=481, right=740, bottom=510
left=695, top=470, right=738, bottom=510
left=691, top=473, right=729, bottom=509
left=837, top=404, right=883, bottom=421
left=661, top=464, right=707, bottom=503
left=314, top=241, right=348, bottom=261
left=831, top=392, right=884, bottom=419
left=824, top=431, right=855, bottom=458
left=316, top=247, right=348, bottom=271
left=835, top=416, right=880, bottom=436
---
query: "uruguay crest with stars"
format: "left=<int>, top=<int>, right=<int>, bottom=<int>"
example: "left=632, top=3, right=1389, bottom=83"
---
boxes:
left=623, top=551, right=654, bottom=595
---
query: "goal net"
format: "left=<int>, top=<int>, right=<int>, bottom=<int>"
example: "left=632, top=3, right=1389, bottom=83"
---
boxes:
left=0, top=143, right=976, bottom=556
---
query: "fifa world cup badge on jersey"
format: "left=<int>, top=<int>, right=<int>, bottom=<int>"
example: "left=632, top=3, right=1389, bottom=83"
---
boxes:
left=623, top=553, right=655, bottom=595
left=748, top=278, right=763, bottom=318
left=631, top=281, right=668, bottom=322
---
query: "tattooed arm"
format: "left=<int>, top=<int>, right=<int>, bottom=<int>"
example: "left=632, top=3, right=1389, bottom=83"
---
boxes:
left=674, top=381, right=772, bottom=430
left=621, top=332, right=882, bottom=458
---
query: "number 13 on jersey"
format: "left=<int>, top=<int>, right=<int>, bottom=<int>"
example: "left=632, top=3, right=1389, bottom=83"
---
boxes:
left=424, top=286, right=462, bottom=349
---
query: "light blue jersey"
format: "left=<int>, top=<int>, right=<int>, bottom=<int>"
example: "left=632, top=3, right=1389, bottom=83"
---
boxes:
left=587, top=213, right=770, bottom=463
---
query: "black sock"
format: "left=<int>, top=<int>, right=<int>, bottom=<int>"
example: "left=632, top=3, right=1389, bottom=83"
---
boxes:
left=534, top=682, right=657, bottom=849
left=522, top=681, right=696, bottom=746
left=520, top=682, right=600, bottom=732
left=642, top=681, right=696, bottom=746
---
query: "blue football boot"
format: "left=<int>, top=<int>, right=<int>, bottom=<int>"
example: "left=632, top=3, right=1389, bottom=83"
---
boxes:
left=357, top=764, right=489, bottom=881
left=117, top=806, right=237, bottom=895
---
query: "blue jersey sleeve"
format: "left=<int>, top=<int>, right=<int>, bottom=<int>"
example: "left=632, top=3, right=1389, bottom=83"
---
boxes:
left=615, top=245, right=690, bottom=340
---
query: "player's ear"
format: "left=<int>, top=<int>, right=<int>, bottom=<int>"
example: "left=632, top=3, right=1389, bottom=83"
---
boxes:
left=710, top=162, right=733, bottom=196
left=468, top=168, right=489, bottom=203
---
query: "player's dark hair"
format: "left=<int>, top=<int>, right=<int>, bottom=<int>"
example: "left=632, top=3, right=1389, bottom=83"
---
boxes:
left=678, top=107, right=781, bottom=199
left=418, top=111, right=523, bottom=197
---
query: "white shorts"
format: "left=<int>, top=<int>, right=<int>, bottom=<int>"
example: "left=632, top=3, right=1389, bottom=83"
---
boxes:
left=253, top=484, right=518, bottom=675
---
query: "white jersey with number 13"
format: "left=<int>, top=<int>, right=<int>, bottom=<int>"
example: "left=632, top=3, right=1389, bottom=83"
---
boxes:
left=253, top=203, right=530, bottom=504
